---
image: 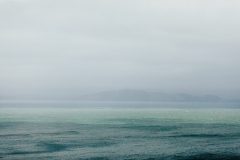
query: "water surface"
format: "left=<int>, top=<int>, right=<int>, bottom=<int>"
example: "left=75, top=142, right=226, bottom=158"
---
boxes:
left=0, top=101, right=240, bottom=159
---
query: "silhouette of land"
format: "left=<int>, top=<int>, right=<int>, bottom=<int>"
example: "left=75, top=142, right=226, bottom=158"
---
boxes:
left=78, top=89, right=227, bottom=102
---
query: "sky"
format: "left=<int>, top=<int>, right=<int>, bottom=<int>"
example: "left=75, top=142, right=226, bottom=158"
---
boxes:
left=1, top=0, right=240, bottom=99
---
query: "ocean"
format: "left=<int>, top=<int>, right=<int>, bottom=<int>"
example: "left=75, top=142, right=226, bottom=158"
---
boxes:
left=0, top=101, right=240, bottom=160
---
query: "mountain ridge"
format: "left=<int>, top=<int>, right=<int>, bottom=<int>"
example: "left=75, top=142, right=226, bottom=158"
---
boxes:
left=78, top=89, right=226, bottom=102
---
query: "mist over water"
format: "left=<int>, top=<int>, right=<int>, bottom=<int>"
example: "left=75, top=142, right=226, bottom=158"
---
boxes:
left=1, top=101, right=240, bottom=159
left=1, top=0, right=240, bottom=101
left=1, top=1, right=240, bottom=159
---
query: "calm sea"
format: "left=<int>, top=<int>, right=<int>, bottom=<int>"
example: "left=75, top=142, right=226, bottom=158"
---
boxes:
left=0, top=101, right=240, bottom=160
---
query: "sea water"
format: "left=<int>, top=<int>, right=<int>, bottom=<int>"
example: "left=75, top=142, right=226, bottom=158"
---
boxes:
left=0, top=101, right=240, bottom=159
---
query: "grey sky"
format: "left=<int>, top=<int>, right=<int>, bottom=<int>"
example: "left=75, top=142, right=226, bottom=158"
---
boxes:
left=1, top=0, right=240, bottom=99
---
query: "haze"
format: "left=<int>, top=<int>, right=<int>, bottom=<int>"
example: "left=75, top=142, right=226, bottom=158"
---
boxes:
left=1, top=0, right=240, bottom=100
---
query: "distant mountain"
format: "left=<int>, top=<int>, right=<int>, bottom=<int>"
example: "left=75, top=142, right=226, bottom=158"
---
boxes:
left=78, top=89, right=225, bottom=102
left=228, top=99, right=240, bottom=102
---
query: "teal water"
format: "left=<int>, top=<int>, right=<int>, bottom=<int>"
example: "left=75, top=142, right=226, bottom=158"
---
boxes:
left=0, top=101, right=240, bottom=159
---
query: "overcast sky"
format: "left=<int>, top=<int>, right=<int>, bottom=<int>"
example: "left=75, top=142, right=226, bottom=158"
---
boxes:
left=1, top=0, right=240, bottom=99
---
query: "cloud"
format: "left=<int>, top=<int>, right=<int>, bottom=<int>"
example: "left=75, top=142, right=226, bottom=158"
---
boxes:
left=0, top=0, right=240, bottom=98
